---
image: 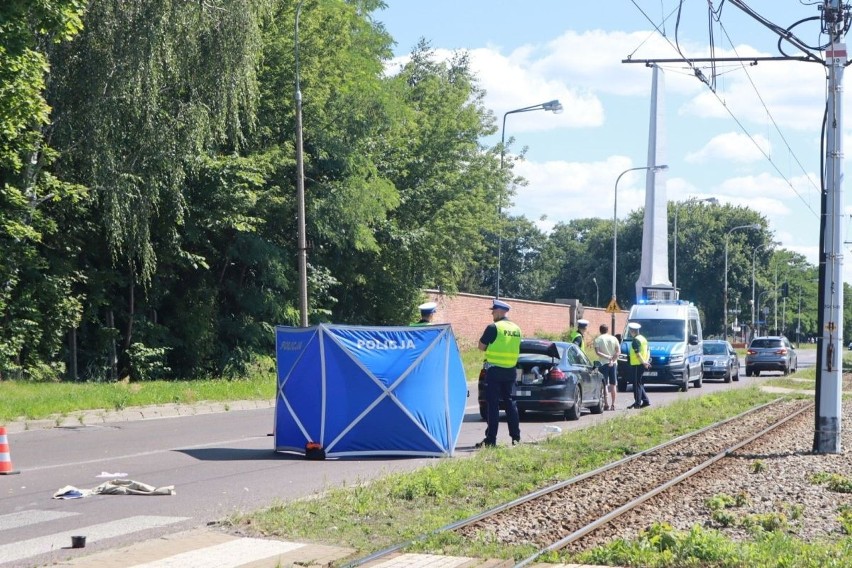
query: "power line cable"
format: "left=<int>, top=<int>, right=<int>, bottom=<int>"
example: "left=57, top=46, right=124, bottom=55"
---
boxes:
left=626, top=1, right=822, bottom=217
left=716, top=18, right=822, bottom=199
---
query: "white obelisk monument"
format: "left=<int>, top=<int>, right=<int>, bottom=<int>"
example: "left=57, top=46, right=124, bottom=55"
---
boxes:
left=635, top=64, right=673, bottom=302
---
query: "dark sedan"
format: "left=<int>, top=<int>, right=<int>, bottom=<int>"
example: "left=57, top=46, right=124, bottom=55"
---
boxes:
left=702, top=339, right=740, bottom=382
left=478, top=339, right=605, bottom=421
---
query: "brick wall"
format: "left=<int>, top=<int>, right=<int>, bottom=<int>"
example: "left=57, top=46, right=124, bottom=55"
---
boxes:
left=423, top=290, right=628, bottom=350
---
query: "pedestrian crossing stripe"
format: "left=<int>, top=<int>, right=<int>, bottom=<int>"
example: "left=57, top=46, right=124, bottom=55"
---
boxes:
left=127, top=538, right=304, bottom=568
left=0, top=515, right=188, bottom=564
left=0, top=510, right=78, bottom=532
left=369, top=554, right=475, bottom=567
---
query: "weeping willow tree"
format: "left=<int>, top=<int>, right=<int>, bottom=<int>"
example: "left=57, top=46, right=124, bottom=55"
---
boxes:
left=47, top=0, right=272, bottom=379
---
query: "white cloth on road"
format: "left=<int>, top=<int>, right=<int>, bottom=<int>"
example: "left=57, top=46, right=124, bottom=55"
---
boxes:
left=53, top=479, right=175, bottom=499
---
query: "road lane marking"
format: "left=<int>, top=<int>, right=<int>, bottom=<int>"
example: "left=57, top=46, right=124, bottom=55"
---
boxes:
left=0, top=516, right=188, bottom=564
left=18, top=436, right=269, bottom=473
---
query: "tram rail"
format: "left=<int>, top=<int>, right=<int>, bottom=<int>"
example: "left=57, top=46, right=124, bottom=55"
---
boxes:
left=342, top=398, right=813, bottom=568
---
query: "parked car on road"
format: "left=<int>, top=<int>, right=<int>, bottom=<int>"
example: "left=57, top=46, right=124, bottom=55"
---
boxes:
left=478, top=339, right=605, bottom=421
left=702, top=340, right=740, bottom=383
left=745, top=336, right=797, bottom=376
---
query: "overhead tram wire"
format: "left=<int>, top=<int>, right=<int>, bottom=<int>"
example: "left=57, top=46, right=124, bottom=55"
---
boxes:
left=626, top=0, right=681, bottom=60
left=716, top=18, right=822, bottom=199
left=626, top=0, right=824, bottom=218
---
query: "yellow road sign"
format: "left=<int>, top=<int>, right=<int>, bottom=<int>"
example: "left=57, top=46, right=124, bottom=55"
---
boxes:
left=606, top=298, right=621, bottom=313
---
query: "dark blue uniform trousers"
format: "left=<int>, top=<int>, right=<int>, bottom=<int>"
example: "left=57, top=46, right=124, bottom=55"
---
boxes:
left=484, top=366, right=521, bottom=443
left=631, top=364, right=650, bottom=407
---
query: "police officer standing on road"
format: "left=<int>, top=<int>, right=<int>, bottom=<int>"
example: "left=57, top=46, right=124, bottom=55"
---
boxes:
left=412, top=302, right=437, bottom=326
left=569, top=319, right=589, bottom=348
left=627, top=322, right=651, bottom=409
left=476, top=299, right=522, bottom=448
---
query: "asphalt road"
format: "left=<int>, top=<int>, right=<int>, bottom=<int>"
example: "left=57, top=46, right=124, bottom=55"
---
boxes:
left=0, top=364, right=799, bottom=568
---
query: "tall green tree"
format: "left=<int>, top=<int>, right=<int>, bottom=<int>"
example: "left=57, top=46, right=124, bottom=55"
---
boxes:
left=315, top=41, right=501, bottom=324
left=0, top=0, right=85, bottom=379
left=47, top=0, right=272, bottom=378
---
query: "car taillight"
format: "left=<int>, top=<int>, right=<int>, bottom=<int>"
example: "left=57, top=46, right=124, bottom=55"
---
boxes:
left=547, top=368, right=567, bottom=382
left=775, top=348, right=787, bottom=355
left=747, top=349, right=757, bottom=355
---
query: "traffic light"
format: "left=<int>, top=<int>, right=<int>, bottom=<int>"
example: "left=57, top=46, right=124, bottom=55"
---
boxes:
left=782, top=283, right=789, bottom=298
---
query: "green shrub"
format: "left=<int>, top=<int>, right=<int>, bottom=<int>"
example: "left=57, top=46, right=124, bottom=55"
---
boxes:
left=735, top=491, right=752, bottom=507
left=838, top=505, right=852, bottom=535
left=741, top=511, right=788, bottom=533
left=126, top=342, right=171, bottom=381
left=787, top=503, right=805, bottom=521
left=706, top=493, right=737, bottom=511
left=810, top=472, right=852, bottom=493
left=711, top=509, right=739, bottom=527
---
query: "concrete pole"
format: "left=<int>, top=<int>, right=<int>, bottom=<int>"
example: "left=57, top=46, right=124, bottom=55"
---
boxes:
left=814, top=18, right=844, bottom=453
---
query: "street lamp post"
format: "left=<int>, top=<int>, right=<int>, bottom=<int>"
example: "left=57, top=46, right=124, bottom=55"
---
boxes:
left=294, top=0, right=308, bottom=326
left=756, top=289, right=771, bottom=336
left=611, top=164, right=669, bottom=331
left=496, top=99, right=563, bottom=298
left=751, top=242, right=776, bottom=343
left=724, top=223, right=760, bottom=342
left=673, top=197, right=718, bottom=294
left=592, top=277, right=599, bottom=307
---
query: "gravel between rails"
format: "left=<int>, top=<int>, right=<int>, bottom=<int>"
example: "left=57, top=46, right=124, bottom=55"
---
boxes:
left=458, top=398, right=852, bottom=552
left=590, top=397, right=852, bottom=549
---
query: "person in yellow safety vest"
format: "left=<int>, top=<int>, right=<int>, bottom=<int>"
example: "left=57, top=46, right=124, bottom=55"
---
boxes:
left=411, top=302, right=437, bottom=326
left=627, top=322, right=651, bottom=409
left=569, top=319, right=589, bottom=348
left=476, top=299, right=522, bottom=448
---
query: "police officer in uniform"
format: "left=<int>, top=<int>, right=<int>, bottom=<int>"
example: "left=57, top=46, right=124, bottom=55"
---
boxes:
left=627, top=322, right=651, bottom=409
left=476, top=299, right=522, bottom=448
left=569, top=319, right=589, bottom=348
left=412, top=302, right=437, bottom=326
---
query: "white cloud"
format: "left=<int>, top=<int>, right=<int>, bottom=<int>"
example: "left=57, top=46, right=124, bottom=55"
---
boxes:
left=383, top=15, right=852, bottom=282
left=685, top=132, right=771, bottom=164
left=537, top=30, right=706, bottom=97
left=468, top=47, right=605, bottom=130
left=677, top=47, right=826, bottom=131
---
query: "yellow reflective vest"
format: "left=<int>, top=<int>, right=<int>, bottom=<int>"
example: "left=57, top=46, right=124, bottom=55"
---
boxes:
left=485, top=319, right=522, bottom=368
left=629, top=334, right=649, bottom=365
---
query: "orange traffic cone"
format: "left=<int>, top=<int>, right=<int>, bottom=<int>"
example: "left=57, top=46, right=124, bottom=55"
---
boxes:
left=0, top=426, right=20, bottom=475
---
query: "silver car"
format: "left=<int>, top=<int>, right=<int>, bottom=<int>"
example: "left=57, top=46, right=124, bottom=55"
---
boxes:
left=702, top=340, right=740, bottom=383
left=745, top=336, right=797, bottom=376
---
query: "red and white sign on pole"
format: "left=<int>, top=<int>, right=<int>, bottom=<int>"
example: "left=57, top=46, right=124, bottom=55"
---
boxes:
left=825, top=43, right=847, bottom=62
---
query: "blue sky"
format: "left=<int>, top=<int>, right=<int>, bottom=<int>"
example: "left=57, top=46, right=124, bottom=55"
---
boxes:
left=376, top=1, right=850, bottom=282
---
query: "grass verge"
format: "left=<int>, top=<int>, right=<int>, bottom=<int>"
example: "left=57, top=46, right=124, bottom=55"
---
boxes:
left=223, top=387, right=834, bottom=565
left=0, top=357, right=276, bottom=423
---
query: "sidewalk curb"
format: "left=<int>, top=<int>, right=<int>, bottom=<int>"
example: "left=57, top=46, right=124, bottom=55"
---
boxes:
left=3, top=399, right=276, bottom=435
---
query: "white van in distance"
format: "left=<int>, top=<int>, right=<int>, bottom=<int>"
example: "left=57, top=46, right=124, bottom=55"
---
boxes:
left=617, top=300, right=704, bottom=392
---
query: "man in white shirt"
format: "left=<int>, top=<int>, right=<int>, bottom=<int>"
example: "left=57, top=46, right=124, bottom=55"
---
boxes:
left=593, top=323, right=620, bottom=410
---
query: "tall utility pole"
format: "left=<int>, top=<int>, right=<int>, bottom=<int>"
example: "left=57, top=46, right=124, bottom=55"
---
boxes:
left=294, top=0, right=309, bottom=327
left=624, top=1, right=845, bottom=452
left=814, top=0, right=846, bottom=454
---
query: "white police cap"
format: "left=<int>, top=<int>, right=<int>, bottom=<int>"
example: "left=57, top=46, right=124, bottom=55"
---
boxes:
left=627, top=322, right=641, bottom=330
left=577, top=319, right=589, bottom=326
left=490, top=299, right=511, bottom=311
left=418, top=301, right=437, bottom=315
